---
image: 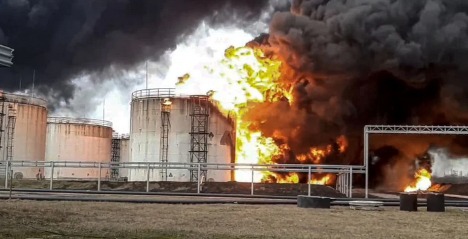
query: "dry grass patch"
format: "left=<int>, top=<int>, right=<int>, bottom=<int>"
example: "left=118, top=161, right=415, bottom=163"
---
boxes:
left=0, top=200, right=467, bottom=238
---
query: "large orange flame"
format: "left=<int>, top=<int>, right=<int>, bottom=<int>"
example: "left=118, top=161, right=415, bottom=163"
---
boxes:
left=177, top=45, right=347, bottom=183
left=311, top=174, right=335, bottom=185
left=404, top=169, right=432, bottom=192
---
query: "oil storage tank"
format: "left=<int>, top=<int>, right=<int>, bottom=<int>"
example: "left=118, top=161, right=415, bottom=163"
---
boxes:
left=45, top=117, right=113, bottom=179
left=129, top=88, right=235, bottom=182
left=0, top=91, right=47, bottom=179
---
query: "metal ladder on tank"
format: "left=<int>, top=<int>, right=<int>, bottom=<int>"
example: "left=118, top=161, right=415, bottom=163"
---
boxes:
left=160, top=99, right=171, bottom=181
left=111, top=138, right=121, bottom=180
left=189, top=96, right=210, bottom=183
left=0, top=96, right=5, bottom=164
left=6, top=105, right=16, bottom=162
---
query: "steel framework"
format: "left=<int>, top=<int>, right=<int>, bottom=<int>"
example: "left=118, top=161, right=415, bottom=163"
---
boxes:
left=111, top=138, right=121, bottom=179
left=5, top=106, right=16, bottom=162
left=0, top=45, right=14, bottom=67
left=365, top=125, right=468, bottom=134
left=363, top=125, right=468, bottom=198
left=189, top=96, right=210, bottom=182
left=160, top=100, right=171, bottom=181
left=0, top=95, right=4, bottom=160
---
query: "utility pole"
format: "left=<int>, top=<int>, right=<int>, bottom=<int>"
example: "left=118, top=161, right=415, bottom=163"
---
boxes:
left=103, top=99, right=105, bottom=124
left=146, top=61, right=148, bottom=89
left=32, top=70, right=35, bottom=98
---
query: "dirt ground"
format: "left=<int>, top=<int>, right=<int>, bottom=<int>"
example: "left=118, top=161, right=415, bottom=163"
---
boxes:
left=0, top=201, right=467, bottom=239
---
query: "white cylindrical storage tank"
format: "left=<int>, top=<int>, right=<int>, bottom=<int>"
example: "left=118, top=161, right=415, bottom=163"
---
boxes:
left=129, top=88, right=235, bottom=182
left=45, top=117, right=113, bottom=179
left=0, top=91, right=47, bottom=179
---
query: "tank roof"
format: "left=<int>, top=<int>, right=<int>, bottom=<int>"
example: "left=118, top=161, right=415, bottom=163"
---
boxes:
left=47, top=117, right=113, bottom=128
left=0, top=91, right=47, bottom=107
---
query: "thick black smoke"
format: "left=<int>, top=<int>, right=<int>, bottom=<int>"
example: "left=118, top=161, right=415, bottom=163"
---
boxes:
left=0, top=0, right=272, bottom=108
left=245, top=0, right=468, bottom=187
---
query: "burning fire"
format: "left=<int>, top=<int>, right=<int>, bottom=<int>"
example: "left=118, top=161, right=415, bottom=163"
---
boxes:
left=177, top=45, right=347, bottom=183
left=404, top=169, right=432, bottom=192
left=262, top=173, right=334, bottom=185
left=311, top=174, right=334, bottom=185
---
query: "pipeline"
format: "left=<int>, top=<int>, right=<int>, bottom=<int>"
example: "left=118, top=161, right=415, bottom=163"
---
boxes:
left=2, top=189, right=468, bottom=204
left=0, top=195, right=296, bottom=205
left=0, top=188, right=298, bottom=200
left=2, top=194, right=468, bottom=207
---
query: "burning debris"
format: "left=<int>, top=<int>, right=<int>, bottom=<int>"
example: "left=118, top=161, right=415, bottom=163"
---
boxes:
left=404, top=169, right=432, bottom=192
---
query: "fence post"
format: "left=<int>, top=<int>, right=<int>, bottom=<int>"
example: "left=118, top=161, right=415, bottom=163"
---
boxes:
left=345, top=172, right=349, bottom=197
left=251, top=165, right=254, bottom=196
left=4, top=162, right=9, bottom=189
left=146, top=163, right=150, bottom=193
left=197, top=163, right=201, bottom=194
left=50, top=162, right=54, bottom=190
left=342, top=171, right=345, bottom=196
left=349, top=167, right=353, bottom=198
left=9, top=169, right=13, bottom=200
left=307, top=165, right=312, bottom=197
left=98, top=162, right=102, bottom=191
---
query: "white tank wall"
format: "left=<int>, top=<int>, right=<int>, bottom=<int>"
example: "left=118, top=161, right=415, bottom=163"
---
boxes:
left=0, top=92, right=47, bottom=179
left=129, top=96, right=234, bottom=182
left=44, top=120, right=112, bottom=179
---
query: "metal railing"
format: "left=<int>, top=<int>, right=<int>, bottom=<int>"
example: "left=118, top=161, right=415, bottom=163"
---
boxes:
left=47, top=117, right=113, bottom=128
left=0, top=91, right=47, bottom=107
left=0, top=161, right=365, bottom=198
left=132, top=88, right=176, bottom=100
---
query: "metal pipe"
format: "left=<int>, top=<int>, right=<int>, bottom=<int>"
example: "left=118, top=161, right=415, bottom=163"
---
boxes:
left=364, top=131, right=369, bottom=198
left=250, top=165, right=254, bottom=196
left=4, top=164, right=366, bottom=174
left=307, top=166, right=311, bottom=196
left=349, top=167, right=353, bottom=198
left=4, top=162, right=9, bottom=189
left=9, top=169, right=13, bottom=200
left=146, top=163, right=150, bottom=193
left=343, top=174, right=346, bottom=195
left=50, top=162, right=54, bottom=190
left=0, top=195, right=297, bottom=205
left=2, top=194, right=468, bottom=207
left=344, top=173, right=347, bottom=195
left=0, top=188, right=297, bottom=200
left=197, top=164, right=201, bottom=194
left=6, top=160, right=368, bottom=169
left=98, top=162, right=101, bottom=192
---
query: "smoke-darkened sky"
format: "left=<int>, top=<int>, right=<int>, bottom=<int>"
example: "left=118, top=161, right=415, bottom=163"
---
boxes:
left=245, top=0, right=468, bottom=177
left=0, top=0, right=276, bottom=108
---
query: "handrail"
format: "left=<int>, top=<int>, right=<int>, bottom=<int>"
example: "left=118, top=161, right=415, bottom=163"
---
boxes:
left=1, top=160, right=366, bottom=172
left=132, top=88, right=176, bottom=100
left=47, top=117, right=113, bottom=128
left=0, top=91, right=47, bottom=107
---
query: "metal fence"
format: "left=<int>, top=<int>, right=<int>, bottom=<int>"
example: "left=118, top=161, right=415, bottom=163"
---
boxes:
left=0, top=161, right=365, bottom=198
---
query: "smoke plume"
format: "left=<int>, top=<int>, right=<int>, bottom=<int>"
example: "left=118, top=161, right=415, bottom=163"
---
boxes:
left=0, top=0, right=274, bottom=109
left=244, top=0, right=468, bottom=186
